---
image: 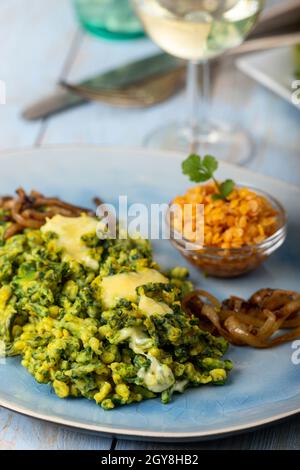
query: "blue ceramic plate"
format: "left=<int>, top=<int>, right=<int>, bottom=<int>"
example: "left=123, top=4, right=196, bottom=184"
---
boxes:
left=0, top=146, right=299, bottom=442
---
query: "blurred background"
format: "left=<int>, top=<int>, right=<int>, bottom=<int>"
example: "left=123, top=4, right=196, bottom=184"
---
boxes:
left=0, top=0, right=299, bottom=181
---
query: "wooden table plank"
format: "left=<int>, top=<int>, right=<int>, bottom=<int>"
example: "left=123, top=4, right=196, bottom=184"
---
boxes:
left=0, top=408, right=111, bottom=450
left=0, top=0, right=76, bottom=149
left=116, top=415, right=300, bottom=450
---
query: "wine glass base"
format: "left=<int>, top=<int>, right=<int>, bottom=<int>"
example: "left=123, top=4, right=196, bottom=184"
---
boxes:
left=143, top=121, right=255, bottom=165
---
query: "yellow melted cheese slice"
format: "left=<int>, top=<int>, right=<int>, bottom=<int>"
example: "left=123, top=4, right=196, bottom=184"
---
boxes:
left=41, top=214, right=99, bottom=270
left=101, top=268, right=168, bottom=309
left=138, top=295, right=172, bottom=317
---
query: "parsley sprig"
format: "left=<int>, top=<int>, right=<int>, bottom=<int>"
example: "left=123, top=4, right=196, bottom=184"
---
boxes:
left=182, top=154, right=235, bottom=201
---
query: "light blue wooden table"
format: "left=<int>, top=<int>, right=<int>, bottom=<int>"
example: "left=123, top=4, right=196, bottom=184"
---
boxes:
left=0, top=0, right=299, bottom=450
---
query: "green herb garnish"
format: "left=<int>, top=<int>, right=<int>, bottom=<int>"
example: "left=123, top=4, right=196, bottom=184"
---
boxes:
left=182, top=154, right=235, bottom=201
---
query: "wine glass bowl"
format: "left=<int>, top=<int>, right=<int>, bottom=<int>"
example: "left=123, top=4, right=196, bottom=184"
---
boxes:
left=134, top=0, right=262, bottom=61
left=132, top=0, right=265, bottom=163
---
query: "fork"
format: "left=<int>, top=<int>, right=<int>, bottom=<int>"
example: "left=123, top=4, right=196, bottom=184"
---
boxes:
left=60, top=66, right=186, bottom=108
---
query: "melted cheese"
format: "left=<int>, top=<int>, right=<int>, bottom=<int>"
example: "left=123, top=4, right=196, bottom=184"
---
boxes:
left=116, top=326, right=175, bottom=393
left=101, top=268, right=169, bottom=308
left=117, top=327, right=153, bottom=354
left=41, top=215, right=98, bottom=270
left=138, top=295, right=172, bottom=317
left=138, top=356, right=175, bottom=393
left=172, top=380, right=188, bottom=393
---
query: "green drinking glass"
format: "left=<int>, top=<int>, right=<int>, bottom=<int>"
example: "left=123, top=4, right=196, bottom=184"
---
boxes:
left=73, top=0, right=144, bottom=40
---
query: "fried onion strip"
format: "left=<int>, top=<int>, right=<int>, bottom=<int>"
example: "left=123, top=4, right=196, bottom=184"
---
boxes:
left=0, top=188, right=101, bottom=239
left=182, top=288, right=300, bottom=348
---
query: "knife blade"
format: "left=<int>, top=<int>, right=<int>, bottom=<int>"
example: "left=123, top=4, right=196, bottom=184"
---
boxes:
left=22, top=53, right=183, bottom=121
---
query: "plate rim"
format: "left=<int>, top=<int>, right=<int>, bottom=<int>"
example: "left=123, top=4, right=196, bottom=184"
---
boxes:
left=236, top=48, right=299, bottom=110
left=0, top=394, right=300, bottom=441
left=1, top=143, right=300, bottom=441
left=0, top=143, right=299, bottom=193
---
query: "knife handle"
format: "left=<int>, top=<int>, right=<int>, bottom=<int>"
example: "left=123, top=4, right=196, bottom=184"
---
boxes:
left=22, top=88, right=87, bottom=121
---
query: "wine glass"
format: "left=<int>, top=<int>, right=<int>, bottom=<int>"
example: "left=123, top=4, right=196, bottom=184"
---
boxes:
left=132, top=0, right=265, bottom=164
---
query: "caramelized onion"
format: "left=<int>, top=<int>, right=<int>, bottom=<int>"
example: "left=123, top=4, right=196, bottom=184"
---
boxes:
left=0, top=188, right=100, bottom=239
left=182, top=288, right=300, bottom=348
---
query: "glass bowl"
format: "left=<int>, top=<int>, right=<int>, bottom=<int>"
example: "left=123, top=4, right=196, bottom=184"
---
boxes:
left=168, top=188, right=287, bottom=278
left=73, top=0, right=144, bottom=40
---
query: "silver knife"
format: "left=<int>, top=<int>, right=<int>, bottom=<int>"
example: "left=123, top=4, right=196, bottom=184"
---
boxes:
left=22, top=53, right=182, bottom=121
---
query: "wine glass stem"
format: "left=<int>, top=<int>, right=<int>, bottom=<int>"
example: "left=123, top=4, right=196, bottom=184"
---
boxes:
left=186, top=60, right=210, bottom=152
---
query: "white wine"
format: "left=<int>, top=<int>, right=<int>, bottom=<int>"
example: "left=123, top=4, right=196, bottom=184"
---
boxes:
left=133, top=0, right=264, bottom=61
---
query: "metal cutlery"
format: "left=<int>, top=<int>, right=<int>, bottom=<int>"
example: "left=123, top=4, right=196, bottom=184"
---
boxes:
left=23, top=53, right=184, bottom=120
left=60, top=66, right=185, bottom=108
